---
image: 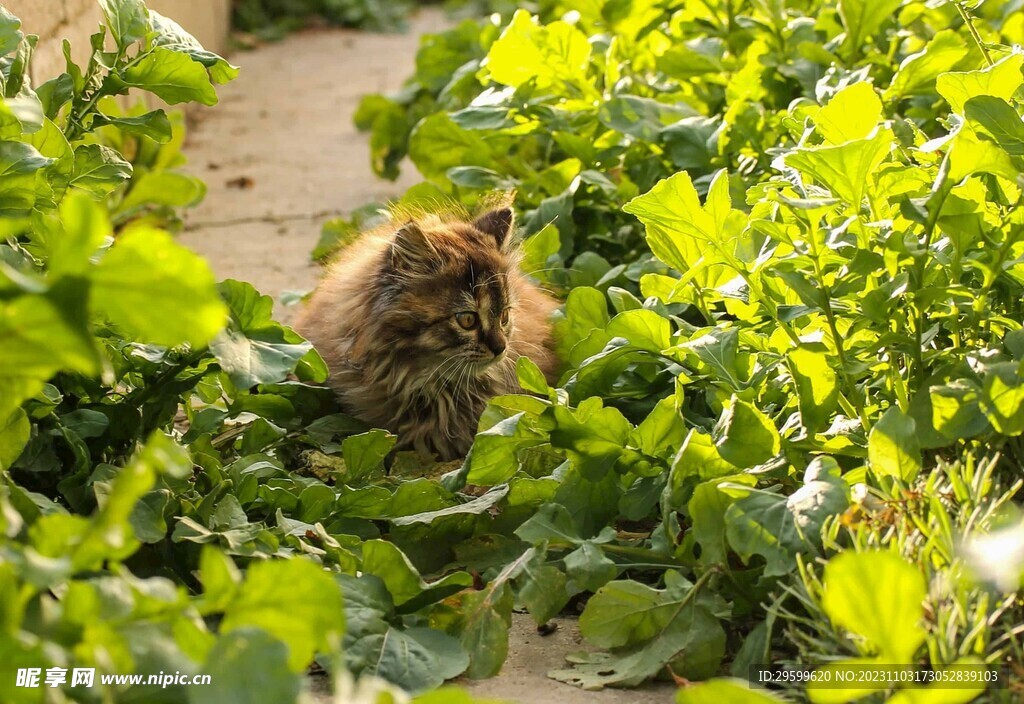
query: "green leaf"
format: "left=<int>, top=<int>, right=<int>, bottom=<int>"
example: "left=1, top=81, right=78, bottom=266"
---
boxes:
left=680, top=328, right=743, bottom=388
left=92, top=227, right=227, bottom=346
left=458, top=586, right=513, bottom=679
left=885, top=29, right=967, bottom=100
left=516, top=550, right=569, bottom=623
left=357, top=625, right=469, bottom=693
left=361, top=539, right=472, bottom=608
left=0, top=140, right=54, bottom=215
left=821, top=550, right=926, bottom=661
left=516, top=356, right=549, bottom=395
left=837, top=0, right=903, bottom=55
left=75, top=432, right=188, bottom=569
left=929, top=380, right=989, bottom=440
left=119, top=47, right=218, bottom=106
left=341, top=430, right=396, bottom=482
left=61, top=409, right=109, bottom=439
left=28, top=117, right=72, bottom=204
left=514, top=503, right=582, bottom=545
left=947, top=119, right=1020, bottom=181
left=0, top=92, right=43, bottom=137
left=344, top=577, right=471, bottom=691
left=555, top=573, right=725, bottom=687
left=625, top=170, right=734, bottom=276
left=867, top=407, right=921, bottom=482
left=606, top=309, right=671, bottom=353
left=713, top=396, right=780, bottom=468
left=221, top=558, right=344, bottom=671
left=485, top=10, right=591, bottom=91
left=552, top=286, right=610, bottom=364
left=119, top=170, right=206, bottom=211
left=677, top=680, right=785, bottom=704
left=669, top=430, right=739, bottom=490
left=98, top=0, right=150, bottom=49
left=631, top=396, right=685, bottom=458
left=686, top=476, right=754, bottom=567
left=192, top=629, right=300, bottom=704
left=0, top=7, right=22, bottom=56
left=198, top=545, right=241, bottom=612
left=784, top=129, right=892, bottom=208
left=408, top=113, right=492, bottom=182
left=788, top=347, right=840, bottom=434
left=520, top=223, right=560, bottom=282
left=392, top=485, right=510, bottom=527
left=550, top=400, right=632, bottom=480
left=69, top=144, right=132, bottom=197
left=579, top=579, right=680, bottom=649
left=936, top=53, right=1024, bottom=114
left=93, top=110, right=173, bottom=143
left=980, top=362, right=1024, bottom=436
left=965, top=96, right=1024, bottom=157
left=149, top=11, right=239, bottom=84
left=465, top=412, right=546, bottom=486
left=0, top=408, right=29, bottom=471
left=564, top=541, right=617, bottom=593
left=725, top=458, right=848, bottom=576
left=813, top=82, right=882, bottom=144
left=36, top=74, right=75, bottom=120
left=211, top=280, right=317, bottom=388
left=50, top=191, right=111, bottom=277
left=553, top=463, right=621, bottom=538
left=598, top=95, right=697, bottom=142
left=0, top=281, right=100, bottom=421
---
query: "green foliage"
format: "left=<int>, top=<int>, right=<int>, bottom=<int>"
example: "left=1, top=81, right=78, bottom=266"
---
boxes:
left=0, top=4, right=510, bottom=701
left=232, top=0, right=411, bottom=37
left=348, top=0, right=1024, bottom=698
left=6, top=0, right=1024, bottom=701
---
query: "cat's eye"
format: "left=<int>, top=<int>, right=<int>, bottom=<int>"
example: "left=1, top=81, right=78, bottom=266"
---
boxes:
left=455, top=312, right=479, bottom=330
left=500, top=309, right=511, bottom=327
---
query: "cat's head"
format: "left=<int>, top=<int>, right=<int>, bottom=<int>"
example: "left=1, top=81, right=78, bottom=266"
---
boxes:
left=376, top=207, right=520, bottom=378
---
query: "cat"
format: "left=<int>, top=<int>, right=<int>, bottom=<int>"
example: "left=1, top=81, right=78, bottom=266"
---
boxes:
left=294, top=206, right=559, bottom=461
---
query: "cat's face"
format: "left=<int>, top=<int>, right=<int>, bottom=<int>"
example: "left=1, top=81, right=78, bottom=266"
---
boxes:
left=379, top=208, right=518, bottom=380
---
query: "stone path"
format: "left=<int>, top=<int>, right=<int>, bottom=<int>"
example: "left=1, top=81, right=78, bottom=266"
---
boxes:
left=177, top=12, right=442, bottom=323
left=177, top=10, right=676, bottom=704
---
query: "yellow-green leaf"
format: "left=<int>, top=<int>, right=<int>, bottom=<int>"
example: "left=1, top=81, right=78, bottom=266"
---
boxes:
left=92, top=226, right=227, bottom=346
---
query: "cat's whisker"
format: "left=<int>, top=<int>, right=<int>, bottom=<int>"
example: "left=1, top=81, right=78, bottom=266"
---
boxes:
left=439, top=359, right=467, bottom=394
left=421, top=354, right=463, bottom=391
left=514, top=339, right=547, bottom=355
left=475, top=271, right=508, bottom=289
left=521, top=266, right=570, bottom=277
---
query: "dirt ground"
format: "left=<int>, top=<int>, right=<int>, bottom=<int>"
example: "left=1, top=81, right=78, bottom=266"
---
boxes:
left=177, top=10, right=676, bottom=704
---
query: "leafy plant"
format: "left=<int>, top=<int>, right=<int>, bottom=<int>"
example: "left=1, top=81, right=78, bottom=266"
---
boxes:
left=346, top=0, right=1024, bottom=698
left=232, top=0, right=411, bottom=38
left=0, top=2, right=488, bottom=701
left=5, top=0, right=1024, bottom=701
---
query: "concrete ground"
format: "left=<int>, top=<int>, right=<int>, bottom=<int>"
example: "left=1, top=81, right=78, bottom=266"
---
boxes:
left=177, top=10, right=676, bottom=704
left=177, top=12, right=443, bottom=323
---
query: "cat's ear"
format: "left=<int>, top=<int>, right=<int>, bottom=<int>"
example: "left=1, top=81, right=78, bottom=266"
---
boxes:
left=389, top=221, right=435, bottom=271
left=472, top=207, right=514, bottom=249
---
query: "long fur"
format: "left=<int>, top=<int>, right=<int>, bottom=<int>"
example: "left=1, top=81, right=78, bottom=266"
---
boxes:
left=295, top=208, right=559, bottom=460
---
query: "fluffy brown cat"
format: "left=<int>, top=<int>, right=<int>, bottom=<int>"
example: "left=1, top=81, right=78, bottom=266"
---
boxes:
left=294, top=207, right=559, bottom=460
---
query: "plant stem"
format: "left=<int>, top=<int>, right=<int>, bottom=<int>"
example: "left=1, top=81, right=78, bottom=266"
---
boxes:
left=911, top=162, right=953, bottom=386
left=805, top=217, right=863, bottom=418
left=952, top=1, right=994, bottom=67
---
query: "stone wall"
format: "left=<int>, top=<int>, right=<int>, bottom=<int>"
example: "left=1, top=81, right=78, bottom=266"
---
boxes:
left=5, top=0, right=231, bottom=83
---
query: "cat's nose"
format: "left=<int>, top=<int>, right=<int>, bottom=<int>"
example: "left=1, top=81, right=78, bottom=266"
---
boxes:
left=488, top=339, right=506, bottom=357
